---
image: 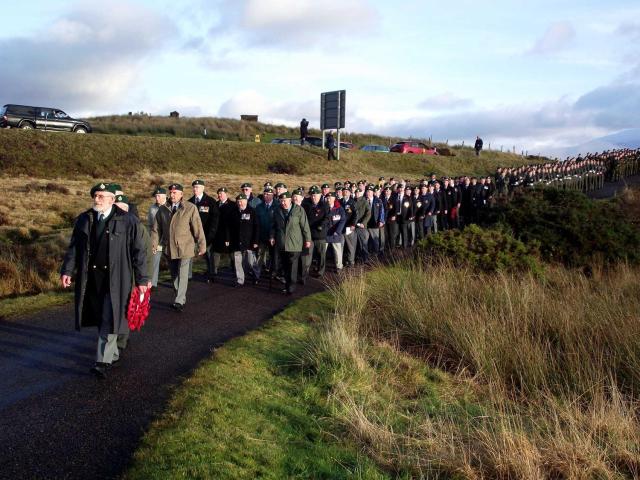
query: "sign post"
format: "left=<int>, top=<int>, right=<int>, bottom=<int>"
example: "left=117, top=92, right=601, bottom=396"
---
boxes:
left=320, top=90, right=346, bottom=160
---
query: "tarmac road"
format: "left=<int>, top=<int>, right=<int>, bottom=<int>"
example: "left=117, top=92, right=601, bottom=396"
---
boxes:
left=0, top=270, right=324, bottom=479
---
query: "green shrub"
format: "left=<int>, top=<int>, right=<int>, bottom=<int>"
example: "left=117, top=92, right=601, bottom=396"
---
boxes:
left=490, top=189, right=640, bottom=267
left=417, top=224, right=542, bottom=273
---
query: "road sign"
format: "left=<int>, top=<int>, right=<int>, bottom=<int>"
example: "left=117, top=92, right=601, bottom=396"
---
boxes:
left=320, top=90, right=346, bottom=130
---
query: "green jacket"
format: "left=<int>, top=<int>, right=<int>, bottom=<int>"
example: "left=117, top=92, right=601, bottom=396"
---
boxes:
left=270, top=204, right=312, bottom=252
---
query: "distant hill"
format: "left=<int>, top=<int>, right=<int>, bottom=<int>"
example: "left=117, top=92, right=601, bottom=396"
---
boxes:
left=557, top=128, right=640, bottom=157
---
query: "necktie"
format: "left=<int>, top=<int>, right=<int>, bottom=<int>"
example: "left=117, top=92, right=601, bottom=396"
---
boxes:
left=98, top=213, right=105, bottom=222
left=172, top=204, right=178, bottom=213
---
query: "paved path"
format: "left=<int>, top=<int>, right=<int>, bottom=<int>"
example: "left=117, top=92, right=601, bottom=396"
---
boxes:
left=0, top=272, right=324, bottom=479
left=587, top=174, right=640, bottom=199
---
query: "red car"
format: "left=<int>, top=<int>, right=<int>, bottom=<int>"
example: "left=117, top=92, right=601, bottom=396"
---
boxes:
left=390, top=141, right=437, bottom=155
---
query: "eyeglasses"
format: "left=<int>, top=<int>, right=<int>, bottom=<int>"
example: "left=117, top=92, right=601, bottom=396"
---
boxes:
left=94, top=194, right=112, bottom=200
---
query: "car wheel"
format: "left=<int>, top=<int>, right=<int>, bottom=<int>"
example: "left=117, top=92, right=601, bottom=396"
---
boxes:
left=21, top=123, right=34, bottom=130
left=75, top=127, right=87, bottom=134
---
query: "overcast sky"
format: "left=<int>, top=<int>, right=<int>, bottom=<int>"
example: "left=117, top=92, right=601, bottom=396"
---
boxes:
left=1, top=0, right=639, bottom=154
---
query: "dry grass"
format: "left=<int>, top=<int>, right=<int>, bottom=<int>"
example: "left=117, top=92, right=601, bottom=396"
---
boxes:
left=303, top=263, right=640, bottom=478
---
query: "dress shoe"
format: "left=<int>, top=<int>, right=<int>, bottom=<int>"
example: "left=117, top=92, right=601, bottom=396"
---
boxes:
left=171, top=303, right=184, bottom=312
left=90, top=362, right=109, bottom=379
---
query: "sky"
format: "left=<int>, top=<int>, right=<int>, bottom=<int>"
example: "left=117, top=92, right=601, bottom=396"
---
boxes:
left=1, top=0, right=639, bottom=155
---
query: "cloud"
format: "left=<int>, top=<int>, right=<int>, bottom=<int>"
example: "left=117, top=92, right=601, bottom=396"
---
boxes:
left=616, top=22, right=640, bottom=39
left=205, top=0, right=379, bottom=48
left=527, top=21, right=575, bottom=55
left=418, top=92, right=474, bottom=110
left=0, top=2, right=176, bottom=113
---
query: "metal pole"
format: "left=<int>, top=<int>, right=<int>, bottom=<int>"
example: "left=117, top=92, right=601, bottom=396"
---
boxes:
left=322, top=130, right=325, bottom=150
left=337, top=128, right=341, bottom=161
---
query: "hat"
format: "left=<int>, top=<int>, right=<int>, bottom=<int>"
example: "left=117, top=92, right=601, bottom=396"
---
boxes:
left=358, top=179, right=366, bottom=185
left=274, top=182, right=287, bottom=189
left=240, top=182, right=252, bottom=189
left=366, top=184, right=375, bottom=191
left=264, top=182, right=272, bottom=188
left=168, top=183, right=184, bottom=191
left=263, top=187, right=274, bottom=194
left=279, top=192, right=292, bottom=199
left=90, top=182, right=117, bottom=197
left=115, top=194, right=129, bottom=204
left=297, top=186, right=306, bottom=192
left=321, top=183, right=330, bottom=189
left=327, top=192, right=337, bottom=198
left=341, top=186, right=351, bottom=192
left=192, top=179, right=205, bottom=186
left=378, top=176, right=385, bottom=181
left=236, top=193, right=248, bottom=200
left=109, top=183, right=123, bottom=192
left=384, top=185, right=392, bottom=190
left=309, top=186, right=321, bottom=194
left=292, top=189, right=304, bottom=196
left=217, top=187, right=228, bottom=193
left=151, top=187, right=166, bottom=196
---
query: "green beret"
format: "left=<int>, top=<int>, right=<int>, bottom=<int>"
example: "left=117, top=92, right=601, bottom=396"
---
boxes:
left=279, top=192, right=292, bottom=199
left=240, top=182, right=252, bottom=189
left=292, top=189, right=304, bottom=196
left=358, top=179, right=366, bottom=185
left=109, top=183, right=123, bottom=192
left=192, top=179, right=205, bottom=186
left=327, top=192, right=337, bottom=198
left=263, top=187, right=274, bottom=194
left=264, top=182, right=272, bottom=187
left=217, top=187, right=228, bottom=194
left=296, top=186, right=305, bottom=192
left=366, top=184, right=375, bottom=191
left=321, top=183, right=330, bottom=189
left=378, top=176, right=385, bottom=181
left=168, top=183, right=183, bottom=191
left=334, top=182, right=342, bottom=188
left=115, top=194, right=129, bottom=204
left=374, top=186, right=381, bottom=192
left=309, top=186, right=321, bottom=194
left=341, top=186, right=351, bottom=192
left=236, top=193, right=248, bottom=200
left=152, top=187, right=167, bottom=196
left=274, top=182, right=287, bottom=189
left=90, top=182, right=117, bottom=197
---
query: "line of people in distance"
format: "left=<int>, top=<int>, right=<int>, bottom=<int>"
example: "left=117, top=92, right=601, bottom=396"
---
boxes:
left=146, top=174, right=497, bottom=310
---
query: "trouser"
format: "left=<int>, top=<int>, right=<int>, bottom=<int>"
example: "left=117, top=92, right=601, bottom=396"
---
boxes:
left=280, top=251, right=301, bottom=293
left=408, top=221, right=416, bottom=246
left=355, top=227, right=369, bottom=262
left=328, top=147, right=336, bottom=160
left=150, top=250, right=162, bottom=287
left=256, top=243, right=274, bottom=276
left=212, top=251, right=233, bottom=275
left=169, top=258, right=191, bottom=305
left=95, top=293, right=126, bottom=364
left=379, top=226, right=386, bottom=251
left=415, top=218, right=425, bottom=241
left=367, top=228, right=380, bottom=255
left=233, top=250, right=259, bottom=285
left=399, top=223, right=410, bottom=248
left=302, top=239, right=328, bottom=278
left=438, top=214, right=449, bottom=231
left=386, top=222, right=399, bottom=248
left=424, top=215, right=436, bottom=235
left=189, top=244, right=213, bottom=279
left=328, top=241, right=343, bottom=270
left=344, top=231, right=357, bottom=265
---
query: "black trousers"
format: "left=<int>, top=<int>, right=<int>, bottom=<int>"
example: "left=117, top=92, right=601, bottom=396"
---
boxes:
left=386, top=221, right=399, bottom=248
left=280, top=251, right=301, bottom=293
left=328, top=147, right=336, bottom=160
left=399, top=223, right=410, bottom=248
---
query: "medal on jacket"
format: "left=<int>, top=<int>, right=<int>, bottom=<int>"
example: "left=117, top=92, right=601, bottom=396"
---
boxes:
left=403, top=201, right=410, bottom=208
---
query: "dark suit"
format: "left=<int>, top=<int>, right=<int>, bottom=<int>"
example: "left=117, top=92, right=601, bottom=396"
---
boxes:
left=189, top=193, right=219, bottom=277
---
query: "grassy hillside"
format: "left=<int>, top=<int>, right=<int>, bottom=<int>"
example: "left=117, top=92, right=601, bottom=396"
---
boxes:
left=0, top=129, right=528, bottom=179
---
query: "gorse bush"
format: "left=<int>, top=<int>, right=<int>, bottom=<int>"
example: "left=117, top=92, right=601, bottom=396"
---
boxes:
left=418, top=224, right=542, bottom=273
left=491, top=189, right=640, bottom=267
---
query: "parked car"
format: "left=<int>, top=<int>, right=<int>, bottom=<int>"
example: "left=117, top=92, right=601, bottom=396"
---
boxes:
left=390, top=141, right=437, bottom=155
left=271, top=138, right=303, bottom=145
left=339, top=141, right=356, bottom=150
left=0, top=104, right=92, bottom=133
left=360, top=144, right=390, bottom=153
left=304, top=136, right=323, bottom=147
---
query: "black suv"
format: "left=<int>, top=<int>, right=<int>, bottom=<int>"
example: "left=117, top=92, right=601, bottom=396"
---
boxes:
left=1, top=104, right=92, bottom=133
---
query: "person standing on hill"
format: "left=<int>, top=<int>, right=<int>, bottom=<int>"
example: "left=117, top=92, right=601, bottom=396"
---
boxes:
left=300, top=118, right=309, bottom=146
left=474, top=136, right=483, bottom=156
left=151, top=183, right=206, bottom=312
left=188, top=179, right=219, bottom=283
left=60, top=182, right=149, bottom=379
left=327, top=131, right=337, bottom=160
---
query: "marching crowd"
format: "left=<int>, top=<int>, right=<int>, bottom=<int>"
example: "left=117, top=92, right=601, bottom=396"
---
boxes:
left=59, top=147, right=639, bottom=377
